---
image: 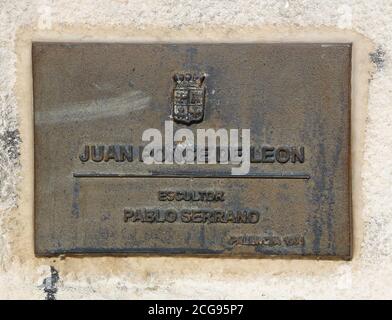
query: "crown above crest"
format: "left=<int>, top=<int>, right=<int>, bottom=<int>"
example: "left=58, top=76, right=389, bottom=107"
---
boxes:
left=173, top=73, right=205, bottom=87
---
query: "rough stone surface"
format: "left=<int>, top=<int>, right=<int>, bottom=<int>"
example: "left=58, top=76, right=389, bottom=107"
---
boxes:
left=0, top=0, right=391, bottom=299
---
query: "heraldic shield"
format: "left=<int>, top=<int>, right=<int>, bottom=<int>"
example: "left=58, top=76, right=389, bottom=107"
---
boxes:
left=172, top=73, right=206, bottom=125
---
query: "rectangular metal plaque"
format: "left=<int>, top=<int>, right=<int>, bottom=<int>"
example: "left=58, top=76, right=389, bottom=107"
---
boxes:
left=34, top=43, right=352, bottom=259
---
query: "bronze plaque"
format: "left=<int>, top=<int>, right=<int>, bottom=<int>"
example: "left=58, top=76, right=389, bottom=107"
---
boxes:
left=33, top=43, right=352, bottom=259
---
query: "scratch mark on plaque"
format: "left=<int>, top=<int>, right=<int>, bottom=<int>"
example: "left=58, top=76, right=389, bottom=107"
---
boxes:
left=327, top=119, right=344, bottom=255
left=71, top=179, right=80, bottom=218
left=42, top=266, right=60, bottom=300
left=35, top=90, right=151, bottom=124
left=311, top=140, right=326, bottom=255
left=199, top=224, right=206, bottom=248
left=311, top=218, right=323, bottom=255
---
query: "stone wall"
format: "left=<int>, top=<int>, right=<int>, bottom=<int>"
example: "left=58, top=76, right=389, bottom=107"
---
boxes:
left=0, top=0, right=390, bottom=299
